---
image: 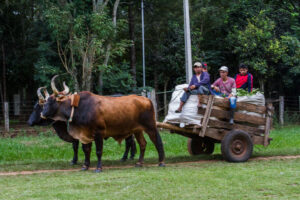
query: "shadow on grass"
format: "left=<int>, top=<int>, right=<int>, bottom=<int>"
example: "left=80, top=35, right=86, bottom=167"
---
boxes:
left=0, top=154, right=224, bottom=172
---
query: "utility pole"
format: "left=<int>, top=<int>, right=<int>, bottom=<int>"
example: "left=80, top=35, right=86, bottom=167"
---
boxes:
left=183, top=0, right=193, bottom=83
left=141, top=0, right=146, bottom=87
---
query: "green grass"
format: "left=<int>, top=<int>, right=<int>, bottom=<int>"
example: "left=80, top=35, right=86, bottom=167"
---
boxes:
left=0, top=125, right=300, bottom=172
left=0, top=159, right=299, bottom=200
left=0, top=126, right=300, bottom=199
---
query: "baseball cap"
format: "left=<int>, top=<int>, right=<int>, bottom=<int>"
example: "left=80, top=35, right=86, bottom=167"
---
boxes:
left=193, top=62, right=202, bottom=67
left=219, top=66, right=228, bottom=72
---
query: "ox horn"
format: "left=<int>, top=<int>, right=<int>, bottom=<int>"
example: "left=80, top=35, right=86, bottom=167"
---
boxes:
left=37, top=87, right=45, bottom=101
left=51, top=75, right=59, bottom=95
left=62, top=82, right=70, bottom=95
left=43, top=88, right=50, bottom=100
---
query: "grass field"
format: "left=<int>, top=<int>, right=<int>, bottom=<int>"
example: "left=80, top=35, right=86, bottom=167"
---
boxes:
left=0, top=159, right=300, bottom=199
left=1, top=125, right=300, bottom=172
left=0, top=126, right=300, bottom=199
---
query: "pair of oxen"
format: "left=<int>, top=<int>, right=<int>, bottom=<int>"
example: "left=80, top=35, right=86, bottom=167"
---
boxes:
left=28, top=76, right=165, bottom=172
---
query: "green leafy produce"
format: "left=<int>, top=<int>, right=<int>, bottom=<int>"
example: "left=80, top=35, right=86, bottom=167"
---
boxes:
left=237, top=88, right=262, bottom=97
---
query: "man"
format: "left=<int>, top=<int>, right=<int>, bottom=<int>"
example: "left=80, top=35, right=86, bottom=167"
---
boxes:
left=175, top=62, right=210, bottom=113
left=235, top=63, right=253, bottom=92
left=211, top=66, right=237, bottom=124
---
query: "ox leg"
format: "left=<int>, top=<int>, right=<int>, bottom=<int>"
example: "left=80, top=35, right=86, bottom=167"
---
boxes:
left=71, top=140, right=79, bottom=165
left=130, top=135, right=137, bottom=160
left=81, top=143, right=92, bottom=171
left=120, top=136, right=132, bottom=162
left=145, top=128, right=165, bottom=167
left=94, top=134, right=103, bottom=173
left=134, top=131, right=147, bottom=167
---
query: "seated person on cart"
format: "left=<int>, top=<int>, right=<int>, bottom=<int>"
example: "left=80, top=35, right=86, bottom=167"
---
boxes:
left=175, top=62, right=210, bottom=113
left=235, top=63, right=253, bottom=92
left=211, top=66, right=237, bottom=124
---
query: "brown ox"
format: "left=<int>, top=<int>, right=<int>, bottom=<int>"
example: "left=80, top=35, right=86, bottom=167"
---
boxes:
left=41, top=76, right=165, bottom=172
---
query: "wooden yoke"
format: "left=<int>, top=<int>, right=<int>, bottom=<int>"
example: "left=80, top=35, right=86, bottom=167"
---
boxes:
left=71, top=93, right=80, bottom=107
left=69, top=93, right=80, bottom=123
left=199, top=95, right=215, bottom=137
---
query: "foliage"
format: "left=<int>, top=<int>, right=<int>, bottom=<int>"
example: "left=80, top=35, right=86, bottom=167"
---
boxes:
left=228, top=12, right=284, bottom=77
left=0, top=0, right=299, bottom=101
left=101, top=62, right=135, bottom=94
left=236, top=88, right=262, bottom=96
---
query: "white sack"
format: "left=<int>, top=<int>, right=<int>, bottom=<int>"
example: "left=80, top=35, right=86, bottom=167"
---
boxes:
left=164, top=84, right=266, bottom=126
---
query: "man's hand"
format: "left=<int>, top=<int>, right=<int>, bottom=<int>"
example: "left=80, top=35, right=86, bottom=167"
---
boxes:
left=183, top=88, right=189, bottom=92
left=190, top=85, right=196, bottom=90
left=227, top=94, right=233, bottom=99
left=213, top=86, right=220, bottom=92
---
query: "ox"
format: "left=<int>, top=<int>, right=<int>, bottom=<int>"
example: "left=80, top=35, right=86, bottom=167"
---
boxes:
left=41, top=76, right=165, bottom=172
left=28, top=87, right=136, bottom=170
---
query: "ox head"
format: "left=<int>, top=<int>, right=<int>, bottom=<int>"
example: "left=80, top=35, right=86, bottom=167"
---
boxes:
left=41, top=75, right=70, bottom=120
left=27, top=87, right=52, bottom=126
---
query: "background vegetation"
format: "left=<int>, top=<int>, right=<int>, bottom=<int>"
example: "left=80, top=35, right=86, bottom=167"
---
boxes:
left=0, top=0, right=299, bottom=103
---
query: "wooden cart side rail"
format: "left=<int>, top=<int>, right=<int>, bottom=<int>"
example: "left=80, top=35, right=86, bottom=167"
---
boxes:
left=199, top=95, right=214, bottom=137
left=208, top=120, right=264, bottom=135
left=156, top=122, right=267, bottom=145
left=198, top=108, right=266, bottom=125
left=199, top=95, right=266, bottom=114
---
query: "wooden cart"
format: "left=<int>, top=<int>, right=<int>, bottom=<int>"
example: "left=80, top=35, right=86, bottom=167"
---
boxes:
left=157, top=95, right=274, bottom=162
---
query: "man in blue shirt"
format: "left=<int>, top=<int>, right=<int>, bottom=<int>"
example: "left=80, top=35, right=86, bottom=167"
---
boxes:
left=175, top=62, right=210, bottom=113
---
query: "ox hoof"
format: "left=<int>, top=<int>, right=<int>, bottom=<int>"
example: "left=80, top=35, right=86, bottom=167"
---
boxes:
left=95, top=168, right=102, bottom=173
left=129, top=157, right=134, bottom=160
left=81, top=166, right=89, bottom=171
left=120, top=158, right=127, bottom=162
left=135, top=162, right=143, bottom=167
left=158, top=163, right=166, bottom=167
left=70, top=161, right=77, bottom=165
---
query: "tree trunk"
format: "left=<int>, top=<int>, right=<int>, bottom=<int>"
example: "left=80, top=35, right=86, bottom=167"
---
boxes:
left=82, top=49, right=94, bottom=91
left=2, top=42, right=7, bottom=125
left=128, top=2, right=137, bottom=87
left=2, top=43, right=7, bottom=103
left=258, top=77, right=265, bottom=93
left=98, top=0, right=120, bottom=94
left=164, top=78, right=169, bottom=116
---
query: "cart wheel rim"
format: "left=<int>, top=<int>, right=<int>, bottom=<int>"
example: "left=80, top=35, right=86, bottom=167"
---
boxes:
left=230, top=138, right=247, bottom=157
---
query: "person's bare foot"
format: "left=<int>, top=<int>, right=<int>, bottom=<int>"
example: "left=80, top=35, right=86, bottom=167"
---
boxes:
left=175, top=108, right=182, bottom=113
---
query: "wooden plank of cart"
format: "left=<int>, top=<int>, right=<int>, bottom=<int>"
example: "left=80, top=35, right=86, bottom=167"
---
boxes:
left=157, top=95, right=274, bottom=162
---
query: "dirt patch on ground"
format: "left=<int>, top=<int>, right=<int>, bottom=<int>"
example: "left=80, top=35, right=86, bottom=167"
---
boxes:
left=1, top=155, right=299, bottom=176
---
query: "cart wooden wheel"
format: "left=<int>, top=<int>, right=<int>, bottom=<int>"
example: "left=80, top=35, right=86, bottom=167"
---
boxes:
left=187, top=138, right=215, bottom=155
left=221, top=130, right=253, bottom=162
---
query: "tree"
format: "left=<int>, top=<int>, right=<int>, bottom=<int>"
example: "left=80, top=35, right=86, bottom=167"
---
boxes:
left=44, top=0, right=129, bottom=92
left=228, top=11, right=285, bottom=91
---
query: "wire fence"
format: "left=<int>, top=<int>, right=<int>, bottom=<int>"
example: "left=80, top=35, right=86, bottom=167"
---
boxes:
left=0, top=93, right=299, bottom=134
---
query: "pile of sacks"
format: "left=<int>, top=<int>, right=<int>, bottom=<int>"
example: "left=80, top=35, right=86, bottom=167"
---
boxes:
left=163, top=84, right=265, bottom=126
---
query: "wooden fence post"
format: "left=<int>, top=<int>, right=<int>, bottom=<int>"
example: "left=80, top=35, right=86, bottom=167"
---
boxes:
left=4, top=102, right=9, bottom=132
left=141, top=89, right=157, bottom=121
left=150, top=89, right=158, bottom=121
left=279, top=96, right=284, bottom=126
